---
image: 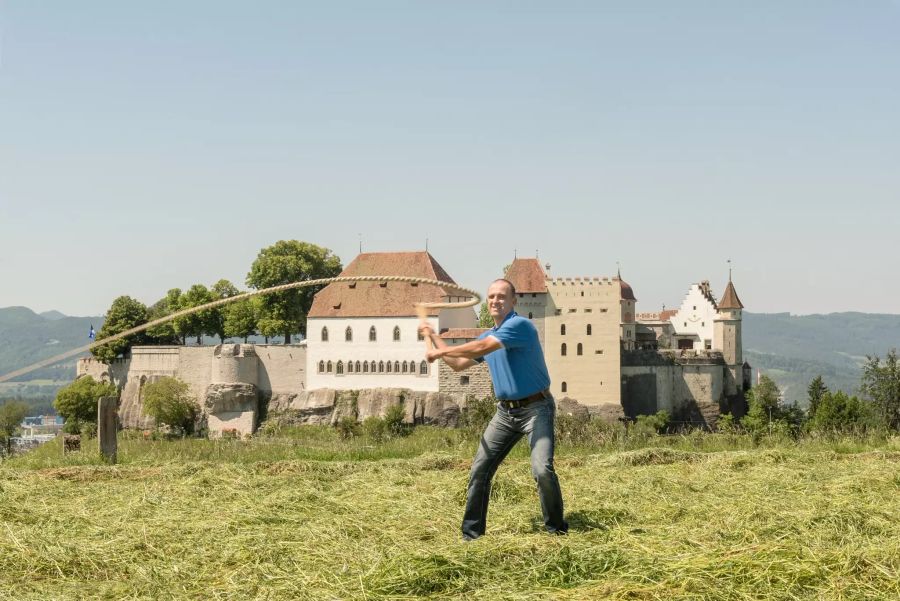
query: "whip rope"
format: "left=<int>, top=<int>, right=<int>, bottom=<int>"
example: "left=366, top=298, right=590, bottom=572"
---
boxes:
left=0, top=276, right=481, bottom=384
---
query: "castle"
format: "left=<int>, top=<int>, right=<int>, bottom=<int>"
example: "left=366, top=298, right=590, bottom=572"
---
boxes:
left=77, top=251, right=748, bottom=434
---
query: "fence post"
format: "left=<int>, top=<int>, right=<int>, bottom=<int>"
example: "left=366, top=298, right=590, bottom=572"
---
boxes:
left=98, top=396, right=118, bottom=464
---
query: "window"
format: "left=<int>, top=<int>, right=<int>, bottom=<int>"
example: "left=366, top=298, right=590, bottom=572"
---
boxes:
left=569, top=308, right=577, bottom=313
left=561, top=381, right=567, bottom=393
left=561, top=324, right=566, bottom=335
left=393, top=326, right=401, bottom=342
left=528, top=312, right=533, bottom=319
left=581, top=291, right=584, bottom=297
left=555, top=309, right=562, bottom=316
left=345, top=326, right=353, bottom=342
left=600, top=308, right=608, bottom=313
left=336, top=361, right=343, bottom=375
left=347, top=361, right=353, bottom=373
left=420, top=361, right=428, bottom=375
left=369, top=326, right=377, bottom=342
left=394, top=361, right=400, bottom=373
left=378, top=361, right=385, bottom=373
left=460, top=375, right=470, bottom=385
left=355, top=361, right=361, bottom=373
left=402, top=361, right=408, bottom=373
left=418, top=330, right=424, bottom=341
left=595, top=349, right=604, bottom=354
left=321, top=326, right=329, bottom=342
left=561, top=343, right=567, bottom=356
left=585, top=308, right=592, bottom=313
left=363, top=361, right=369, bottom=373
left=587, top=324, right=592, bottom=335
left=326, top=361, right=333, bottom=373
left=701, top=322, right=705, bottom=327
left=577, top=343, right=583, bottom=355
left=693, top=305, right=697, bottom=310
left=386, top=361, right=392, bottom=373
left=318, top=360, right=325, bottom=373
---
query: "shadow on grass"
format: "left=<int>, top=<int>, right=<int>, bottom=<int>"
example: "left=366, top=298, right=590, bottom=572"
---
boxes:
left=530, top=507, right=632, bottom=533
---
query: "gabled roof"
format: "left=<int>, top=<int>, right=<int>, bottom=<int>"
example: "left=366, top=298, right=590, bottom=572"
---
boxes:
left=504, top=258, right=548, bottom=293
left=308, top=252, right=462, bottom=318
left=718, top=280, right=744, bottom=310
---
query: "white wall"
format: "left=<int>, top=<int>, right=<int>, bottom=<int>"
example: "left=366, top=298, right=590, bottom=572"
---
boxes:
left=670, top=285, right=718, bottom=349
left=306, top=316, right=439, bottom=391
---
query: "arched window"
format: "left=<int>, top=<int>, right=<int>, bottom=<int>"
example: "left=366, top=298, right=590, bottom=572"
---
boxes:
left=387, top=361, right=393, bottom=373
left=561, top=343, right=567, bottom=356
left=363, top=361, right=369, bottom=373
left=355, top=361, right=361, bottom=373
left=394, top=361, right=400, bottom=373
left=326, top=361, right=333, bottom=373
left=418, top=330, right=424, bottom=341
left=528, top=312, right=533, bottom=319
left=587, top=324, right=592, bottom=335
left=345, top=326, right=353, bottom=342
left=402, top=361, right=408, bottom=373
left=321, top=326, right=329, bottom=342
left=561, top=381, right=567, bottom=393
left=336, top=361, right=343, bottom=375
left=318, top=360, right=325, bottom=373
left=561, top=324, right=566, bottom=335
left=577, top=343, right=583, bottom=356
left=347, top=361, right=353, bottom=373
left=419, top=361, right=428, bottom=375
left=393, top=326, right=401, bottom=342
left=369, top=326, right=377, bottom=342
left=379, top=361, right=385, bottom=373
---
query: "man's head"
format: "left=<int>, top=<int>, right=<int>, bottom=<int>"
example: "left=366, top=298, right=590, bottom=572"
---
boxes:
left=486, top=279, right=517, bottom=325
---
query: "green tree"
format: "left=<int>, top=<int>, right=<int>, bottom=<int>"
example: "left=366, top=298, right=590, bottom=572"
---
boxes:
left=477, top=302, right=493, bottom=328
left=141, top=377, right=197, bottom=435
left=174, top=284, right=214, bottom=345
left=860, top=349, right=900, bottom=429
left=741, top=375, right=782, bottom=433
left=208, top=279, right=241, bottom=343
left=246, top=240, right=342, bottom=343
left=807, top=391, right=869, bottom=432
left=54, top=376, right=118, bottom=424
left=0, top=400, right=28, bottom=456
left=145, top=288, right=183, bottom=345
left=91, top=296, right=149, bottom=363
left=224, top=295, right=260, bottom=343
left=806, top=375, right=828, bottom=419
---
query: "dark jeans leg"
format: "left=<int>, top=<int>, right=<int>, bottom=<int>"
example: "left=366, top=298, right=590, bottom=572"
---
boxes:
left=461, top=409, right=522, bottom=540
left=525, top=399, right=568, bottom=534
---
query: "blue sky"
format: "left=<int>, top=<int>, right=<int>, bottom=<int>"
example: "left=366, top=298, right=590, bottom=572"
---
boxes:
left=1, top=1, right=898, bottom=316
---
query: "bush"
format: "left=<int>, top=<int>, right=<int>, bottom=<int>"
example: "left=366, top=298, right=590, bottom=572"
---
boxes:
left=362, top=416, right=387, bottom=442
left=462, top=396, right=496, bottom=432
left=632, top=411, right=671, bottom=437
left=80, top=421, right=98, bottom=440
left=54, top=376, right=117, bottom=423
left=141, top=377, right=197, bottom=436
left=336, top=416, right=360, bottom=439
left=384, top=404, right=408, bottom=437
left=62, top=419, right=82, bottom=435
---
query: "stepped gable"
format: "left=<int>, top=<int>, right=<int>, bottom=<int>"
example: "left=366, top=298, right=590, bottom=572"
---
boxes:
left=504, top=258, right=547, bottom=293
left=718, top=280, right=744, bottom=310
left=308, top=251, right=462, bottom=318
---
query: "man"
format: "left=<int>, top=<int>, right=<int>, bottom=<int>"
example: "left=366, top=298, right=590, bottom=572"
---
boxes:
left=420, top=278, right=567, bottom=540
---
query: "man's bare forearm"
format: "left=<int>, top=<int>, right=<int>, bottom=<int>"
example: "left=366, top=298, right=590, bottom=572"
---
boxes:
left=428, top=333, right=474, bottom=371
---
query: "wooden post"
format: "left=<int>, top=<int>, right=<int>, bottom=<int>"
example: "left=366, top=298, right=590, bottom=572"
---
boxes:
left=97, top=396, right=118, bottom=464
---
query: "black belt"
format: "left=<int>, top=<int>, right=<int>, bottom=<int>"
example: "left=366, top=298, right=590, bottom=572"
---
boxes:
left=498, top=389, right=547, bottom=410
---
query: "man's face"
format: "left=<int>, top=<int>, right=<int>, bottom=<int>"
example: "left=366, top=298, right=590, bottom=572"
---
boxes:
left=486, top=281, right=516, bottom=323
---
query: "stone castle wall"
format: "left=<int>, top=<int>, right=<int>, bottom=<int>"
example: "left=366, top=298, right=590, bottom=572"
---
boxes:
left=438, top=361, right=493, bottom=399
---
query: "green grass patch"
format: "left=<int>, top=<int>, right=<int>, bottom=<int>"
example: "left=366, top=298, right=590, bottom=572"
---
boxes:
left=1, top=429, right=898, bottom=599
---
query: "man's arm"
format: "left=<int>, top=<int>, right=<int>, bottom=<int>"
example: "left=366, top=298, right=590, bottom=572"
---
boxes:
left=419, top=325, right=502, bottom=372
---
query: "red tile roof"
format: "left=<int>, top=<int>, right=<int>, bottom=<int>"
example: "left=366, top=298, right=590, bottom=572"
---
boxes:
left=504, top=258, right=548, bottom=293
left=613, top=277, right=637, bottom=301
left=660, top=309, right=678, bottom=321
left=718, top=280, right=744, bottom=310
left=440, top=328, right=489, bottom=340
left=308, top=252, right=466, bottom=318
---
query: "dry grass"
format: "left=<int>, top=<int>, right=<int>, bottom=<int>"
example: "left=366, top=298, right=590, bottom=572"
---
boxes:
left=1, top=430, right=898, bottom=600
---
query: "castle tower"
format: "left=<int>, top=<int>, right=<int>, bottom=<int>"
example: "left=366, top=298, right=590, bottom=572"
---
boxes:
left=713, top=273, right=744, bottom=395
left=504, top=258, right=549, bottom=345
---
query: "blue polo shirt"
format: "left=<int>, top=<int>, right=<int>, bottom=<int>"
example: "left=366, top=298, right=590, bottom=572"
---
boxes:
left=475, top=311, right=551, bottom=400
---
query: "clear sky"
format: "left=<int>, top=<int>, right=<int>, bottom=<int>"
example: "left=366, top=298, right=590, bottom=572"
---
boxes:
left=1, top=1, right=898, bottom=317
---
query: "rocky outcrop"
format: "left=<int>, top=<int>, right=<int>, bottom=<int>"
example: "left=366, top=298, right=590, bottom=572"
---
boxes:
left=205, top=383, right=257, bottom=413
left=556, top=396, right=590, bottom=419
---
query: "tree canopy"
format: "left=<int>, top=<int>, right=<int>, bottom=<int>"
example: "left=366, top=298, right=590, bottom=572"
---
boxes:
left=141, top=377, right=197, bottom=435
left=54, top=376, right=117, bottom=424
left=246, top=240, right=342, bottom=343
left=0, top=400, right=28, bottom=456
left=91, top=296, right=149, bottom=363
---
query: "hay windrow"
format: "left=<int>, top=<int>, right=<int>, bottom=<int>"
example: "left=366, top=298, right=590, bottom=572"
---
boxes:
left=1, top=429, right=898, bottom=600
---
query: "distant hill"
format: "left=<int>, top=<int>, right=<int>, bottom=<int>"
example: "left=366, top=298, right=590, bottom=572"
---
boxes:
left=0, top=306, right=103, bottom=385
left=744, top=312, right=900, bottom=404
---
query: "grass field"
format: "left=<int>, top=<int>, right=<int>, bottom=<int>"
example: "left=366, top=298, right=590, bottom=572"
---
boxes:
left=1, top=427, right=898, bottom=600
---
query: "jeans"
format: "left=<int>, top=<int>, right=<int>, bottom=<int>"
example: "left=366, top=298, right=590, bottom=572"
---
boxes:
left=462, top=393, right=567, bottom=539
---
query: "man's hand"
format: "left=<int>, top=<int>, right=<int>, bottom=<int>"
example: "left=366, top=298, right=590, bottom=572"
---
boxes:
left=418, top=322, right=434, bottom=338
left=426, top=349, right=442, bottom=363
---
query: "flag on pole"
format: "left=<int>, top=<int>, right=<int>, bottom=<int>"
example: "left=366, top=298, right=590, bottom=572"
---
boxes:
left=89, top=324, right=96, bottom=340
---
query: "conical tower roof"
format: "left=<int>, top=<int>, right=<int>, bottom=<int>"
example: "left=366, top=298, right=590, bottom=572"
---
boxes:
left=718, top=280, right=744, bottom=310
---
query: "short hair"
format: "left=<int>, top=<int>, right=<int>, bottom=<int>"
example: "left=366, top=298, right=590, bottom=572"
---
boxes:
left=490, top=278, right=517, bottom=296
